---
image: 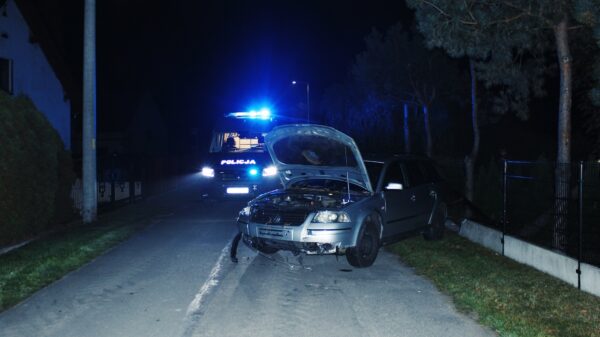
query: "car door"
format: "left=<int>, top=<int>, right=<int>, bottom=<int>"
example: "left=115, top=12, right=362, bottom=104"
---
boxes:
left=381, top=160, right=421, bottom=238
left=402, top=161, right=435, bottom=229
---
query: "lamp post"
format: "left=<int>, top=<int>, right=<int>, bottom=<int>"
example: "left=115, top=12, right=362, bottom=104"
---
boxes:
left=292, top=80, right=310, bottom=123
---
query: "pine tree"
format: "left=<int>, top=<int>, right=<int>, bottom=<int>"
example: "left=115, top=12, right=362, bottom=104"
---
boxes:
left=406, top=0, right=600, bottom=250
left=573, top=0, right=600, bottom=107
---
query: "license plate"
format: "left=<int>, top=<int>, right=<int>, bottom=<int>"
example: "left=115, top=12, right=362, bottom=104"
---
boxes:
left=226, top=187, right=249, bottom=194
left=258, top=227, right=292, bottom=239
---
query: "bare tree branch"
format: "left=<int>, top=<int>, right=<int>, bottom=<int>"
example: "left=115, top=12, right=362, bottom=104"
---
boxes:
left=501, top=0, right=554, bottom=26
left=419, top=0, right=477, bottom=25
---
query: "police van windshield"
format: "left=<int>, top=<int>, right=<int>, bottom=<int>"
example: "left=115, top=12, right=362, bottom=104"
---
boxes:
left=209, top=131, right=266, bottom=153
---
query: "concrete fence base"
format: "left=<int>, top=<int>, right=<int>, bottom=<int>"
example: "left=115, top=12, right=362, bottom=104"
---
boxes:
left=581, top=264, right=600, bottom=296
left=459, top=219, right=600, bottom=298
left=71, top=179, right=143, bottom=210
left=503, top=235, right=579, bottom=287
left=459, top=220, right=503, bottom=254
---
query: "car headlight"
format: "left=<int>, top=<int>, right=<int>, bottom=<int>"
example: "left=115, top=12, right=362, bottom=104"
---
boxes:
left=312, top=211, right=351, bottom=223
left=262, top=165, right=278, bottom=177
left=201, top=166, right=215, bottom=178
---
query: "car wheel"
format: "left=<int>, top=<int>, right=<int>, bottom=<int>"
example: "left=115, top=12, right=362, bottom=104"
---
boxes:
left=423, top=202, right=446, bottom=241
left=346, top=216, right=380, bottom=268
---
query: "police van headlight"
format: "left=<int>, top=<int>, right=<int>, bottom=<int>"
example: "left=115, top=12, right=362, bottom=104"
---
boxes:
left=262, top=165, right=278, bottom=177
left=240, top=206, right=251, bottom=216
left=201, top=166, right=215, bottom=178
left=237, top=206, right=251, bottom=223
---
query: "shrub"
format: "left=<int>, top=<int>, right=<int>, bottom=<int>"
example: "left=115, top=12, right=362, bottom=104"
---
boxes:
left=0, top=92, right=75, bottom=246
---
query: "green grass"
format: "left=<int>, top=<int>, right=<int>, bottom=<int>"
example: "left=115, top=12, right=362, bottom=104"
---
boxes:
left=389, top=233, right=600, bottom=337
left=0, top=224, right=136, bottom=312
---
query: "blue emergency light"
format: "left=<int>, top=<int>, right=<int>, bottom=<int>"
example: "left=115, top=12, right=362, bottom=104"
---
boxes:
left=226, top=107, right=271, bottom=120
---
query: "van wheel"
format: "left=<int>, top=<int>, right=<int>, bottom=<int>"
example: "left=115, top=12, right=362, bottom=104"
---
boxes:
left=346, top=216, right=380, bottom=267
left=423, top=202, right=446, bottom=241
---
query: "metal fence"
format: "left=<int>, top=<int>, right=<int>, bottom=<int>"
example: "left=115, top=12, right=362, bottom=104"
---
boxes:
left=503, top=160, right=600, bottom=269
left=71, top=179, right=142, bottom=211
left=434, top=157, right=496, bottom=224
left=70, top=154, right=197, bottom=212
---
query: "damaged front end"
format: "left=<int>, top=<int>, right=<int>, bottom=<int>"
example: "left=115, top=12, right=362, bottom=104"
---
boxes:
left=235, top=124, right=378, bottom=259
left=237, top=189, right=367, bottom=255
left=241, top=234, right=345, bottom=255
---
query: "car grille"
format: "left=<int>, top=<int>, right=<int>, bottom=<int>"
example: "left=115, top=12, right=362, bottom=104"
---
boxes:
left=218, top=169, right=252, bottom=181
left=251, top=208, right=308, bottom=226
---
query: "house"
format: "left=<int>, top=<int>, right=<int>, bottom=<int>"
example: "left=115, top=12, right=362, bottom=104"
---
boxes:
left=0, top=0, right=72, bottom=149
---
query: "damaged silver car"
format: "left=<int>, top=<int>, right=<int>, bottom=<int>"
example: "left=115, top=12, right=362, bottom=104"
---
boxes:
left=236, top=124, right=446, bottom=267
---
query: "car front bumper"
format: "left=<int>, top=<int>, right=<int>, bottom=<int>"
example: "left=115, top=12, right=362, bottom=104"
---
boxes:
left=238, top=219, right=357, bottom=254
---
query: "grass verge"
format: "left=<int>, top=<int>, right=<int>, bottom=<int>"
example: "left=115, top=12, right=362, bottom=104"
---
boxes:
left=0, top=224, right=136, bottom=312
left=389, top=233, right=600, bottom=337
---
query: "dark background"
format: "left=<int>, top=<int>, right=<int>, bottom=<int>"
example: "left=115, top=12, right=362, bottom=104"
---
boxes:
left=32, top=1, right=412, bottom=155
left=22, top=0, right=591, bottom=165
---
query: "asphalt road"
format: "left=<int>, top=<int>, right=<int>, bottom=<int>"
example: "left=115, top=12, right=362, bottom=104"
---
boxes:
left=0, top=177, right=496, bottom=337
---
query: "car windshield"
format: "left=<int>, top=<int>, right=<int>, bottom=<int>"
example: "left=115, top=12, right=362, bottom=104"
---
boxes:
left=289, top=179, right=368, bottom=194
left=271, top=134, right=358, bottom=167
left=209, top=131, right=266, bottom=153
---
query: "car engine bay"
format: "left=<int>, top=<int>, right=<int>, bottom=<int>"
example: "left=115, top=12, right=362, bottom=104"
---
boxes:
left=251, top=186, right=369, bottom=211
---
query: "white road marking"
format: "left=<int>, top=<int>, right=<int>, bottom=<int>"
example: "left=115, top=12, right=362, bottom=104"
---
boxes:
left=185, top=243, right=231, bottom=316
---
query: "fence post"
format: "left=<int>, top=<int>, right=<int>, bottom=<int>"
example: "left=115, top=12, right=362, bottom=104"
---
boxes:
left=577, top=161, right=583, bottom=289
left=129, top=158, right=135, bottom=203
left=502, top=160, right=507, bottom=256
left=110, top=166, right=115, bottom=205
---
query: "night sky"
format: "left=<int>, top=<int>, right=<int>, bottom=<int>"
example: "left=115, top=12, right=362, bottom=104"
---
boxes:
left=25, top=0, right=578, bottom=162
left=44, top=0, right=412, bottom=153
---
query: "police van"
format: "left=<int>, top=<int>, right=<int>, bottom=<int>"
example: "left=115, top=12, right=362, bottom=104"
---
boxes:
left=200, top=110, right=281, bottom=198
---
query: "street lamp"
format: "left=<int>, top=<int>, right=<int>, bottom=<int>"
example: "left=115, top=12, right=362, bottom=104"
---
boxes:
left=292, top=80, right=310, bottom=123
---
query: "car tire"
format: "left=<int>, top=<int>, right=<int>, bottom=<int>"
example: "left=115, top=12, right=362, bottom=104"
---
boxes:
left=346, top=216, right=380, bottom=268
left=423, top=202, right=446, bottom=241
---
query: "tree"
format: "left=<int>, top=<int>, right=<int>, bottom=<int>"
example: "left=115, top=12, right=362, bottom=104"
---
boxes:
left=405, top=46, right=445, bottom=157
left=406, top=0, right=553, bottom=204
left=350, top=27, right=409, bottom=151
left=321, top=83, right=396, bottom=151
left=351, top=24, right=462, bottom=156
left=573, top=0, right=600, bottom=107
left=464, top=59, right=479, bottom=204
left=572, top=0, right=600, bottom=153
left=407, top=0, right=600, bottom=250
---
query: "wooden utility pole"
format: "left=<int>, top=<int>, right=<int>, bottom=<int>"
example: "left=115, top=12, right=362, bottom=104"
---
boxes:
left=82, top=0, right=97, bottom=223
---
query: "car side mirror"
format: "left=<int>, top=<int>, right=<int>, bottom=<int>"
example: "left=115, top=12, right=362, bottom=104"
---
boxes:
left=385, top=182, right=403, bottom=190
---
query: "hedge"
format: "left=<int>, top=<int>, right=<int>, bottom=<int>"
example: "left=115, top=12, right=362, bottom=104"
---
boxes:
left=0, top=92, right=75, bottom=246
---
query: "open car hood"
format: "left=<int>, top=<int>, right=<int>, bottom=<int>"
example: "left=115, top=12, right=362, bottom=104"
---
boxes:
left=265, top=124, right=372, bottom=193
